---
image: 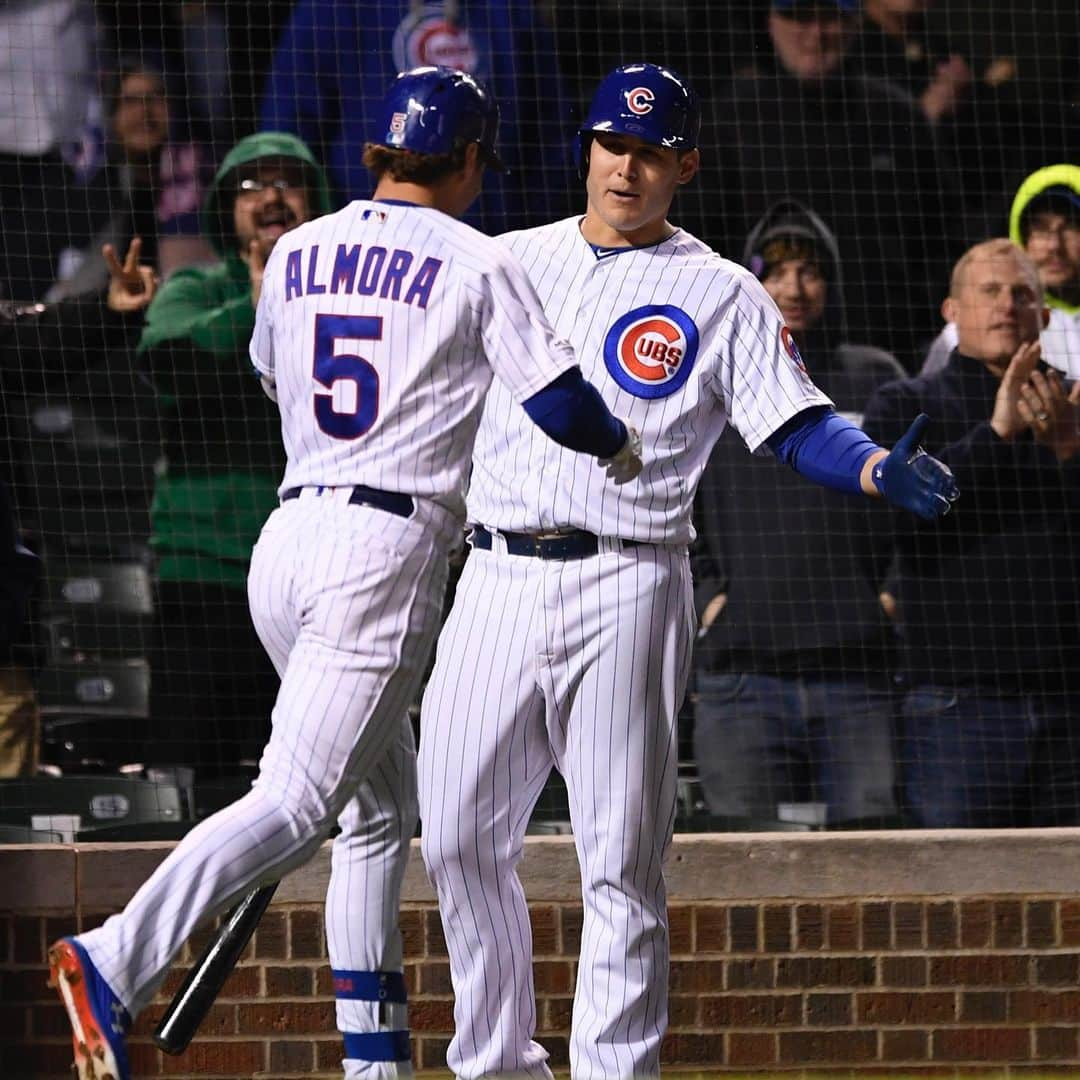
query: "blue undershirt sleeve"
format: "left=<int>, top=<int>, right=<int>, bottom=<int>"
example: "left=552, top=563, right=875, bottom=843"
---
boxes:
left=765, top=406, right=882, bottom=496
left=523, top=367, right=627, bottom=457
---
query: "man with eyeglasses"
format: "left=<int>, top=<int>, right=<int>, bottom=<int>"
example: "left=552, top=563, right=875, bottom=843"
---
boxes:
left=134, top=132, right=334, bottom=773
left=923, top=165, right=1080, bottom=380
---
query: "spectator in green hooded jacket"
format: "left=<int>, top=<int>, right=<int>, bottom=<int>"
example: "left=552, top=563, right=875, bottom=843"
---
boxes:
left=138, top=130, right=333, bottom=772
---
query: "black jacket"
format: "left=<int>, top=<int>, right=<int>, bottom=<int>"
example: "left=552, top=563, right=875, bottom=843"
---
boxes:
left=692, top=347, right=900, bottom=679
left=861, top=351, right=1080, bottom=693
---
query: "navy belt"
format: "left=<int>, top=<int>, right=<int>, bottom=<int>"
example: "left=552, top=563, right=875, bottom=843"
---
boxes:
left=470, top=525, right=642, bottom=560
left=281, top=485, right=414, bottom=519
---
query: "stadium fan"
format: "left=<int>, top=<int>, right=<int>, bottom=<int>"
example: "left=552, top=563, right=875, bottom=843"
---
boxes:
left=45, top=58, right=216, bottom=303
left=692, top=201, right=906, bottom=827
left=706, top=0, right=959, bottom=365
left=863, top=239, right=1080, bottom=827
left=260, top=0, right=574, bottom=232
left=923, top=166, right=1080, bottom=381
left=0, top=0, right=103, bottom=302
left=135, top=131, right=333, bottom=773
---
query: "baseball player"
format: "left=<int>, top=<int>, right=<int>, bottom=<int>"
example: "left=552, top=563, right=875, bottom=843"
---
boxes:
left=47, top=67, right=642, bottom=1080
left=417, top=63, right=959, bottom=1079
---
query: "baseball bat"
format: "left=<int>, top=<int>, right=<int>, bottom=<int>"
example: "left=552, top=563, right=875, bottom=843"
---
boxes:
left=153, top=882, right=279, bottom=1055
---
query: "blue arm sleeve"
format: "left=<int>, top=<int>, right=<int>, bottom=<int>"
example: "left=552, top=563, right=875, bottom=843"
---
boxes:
left=523, top=367, right=627, bottom=457
left=765, top=406, right=882, bottom=496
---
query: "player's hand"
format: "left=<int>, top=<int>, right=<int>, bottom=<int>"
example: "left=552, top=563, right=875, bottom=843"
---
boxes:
left=600, top=423, right=643, bottom=485
left=247, top=239, right=267, bottom=308
left=872, top=414, right=959, bottom=521
left=104, top=237, right=158, bottom=314
left=697, top=592, right=727, bottom=637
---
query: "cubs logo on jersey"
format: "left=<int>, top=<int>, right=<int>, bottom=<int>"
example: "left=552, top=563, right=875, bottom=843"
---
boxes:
left=625, top=87, right=655, bottom=115
left=603, top=304, right=699, bottom=399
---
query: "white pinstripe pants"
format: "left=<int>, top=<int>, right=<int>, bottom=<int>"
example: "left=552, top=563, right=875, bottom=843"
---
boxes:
left=81, top=493, right=454, bottom=1077
left=418, top=541, right=695, bottom=1079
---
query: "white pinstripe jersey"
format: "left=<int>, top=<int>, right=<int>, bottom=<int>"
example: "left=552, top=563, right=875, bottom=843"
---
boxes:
left=250, top=200, right=578, bottom=517
left=465, top=217, right=832, bottom=543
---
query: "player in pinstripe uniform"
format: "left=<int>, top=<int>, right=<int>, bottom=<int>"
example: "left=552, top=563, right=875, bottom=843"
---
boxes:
left=47, top=67, right=642, bottom=1080
left=417, top=63, right=959, bottom=1079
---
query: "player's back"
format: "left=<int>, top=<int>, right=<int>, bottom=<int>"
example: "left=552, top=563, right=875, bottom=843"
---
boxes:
left=251, top=199, right=556, bottom=517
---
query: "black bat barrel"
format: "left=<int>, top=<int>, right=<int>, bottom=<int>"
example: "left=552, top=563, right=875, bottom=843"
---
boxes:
left=153, top=883, right=279, bottom=1055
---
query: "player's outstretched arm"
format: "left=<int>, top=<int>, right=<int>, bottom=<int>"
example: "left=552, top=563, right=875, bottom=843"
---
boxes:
left=767, top=407, right=958, bottom=520
left=861, top=414, right=960, bottom=520
left=522, top=367, right=643, bottom=484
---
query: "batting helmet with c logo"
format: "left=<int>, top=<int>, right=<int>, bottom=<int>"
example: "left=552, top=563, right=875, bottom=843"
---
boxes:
left=574, top=62, right=700, bottom=179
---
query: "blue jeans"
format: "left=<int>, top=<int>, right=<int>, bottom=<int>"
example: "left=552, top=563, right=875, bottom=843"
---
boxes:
left=901, top=686, right=1080, bottom=827
left=693, top=671, right=897, bottom=823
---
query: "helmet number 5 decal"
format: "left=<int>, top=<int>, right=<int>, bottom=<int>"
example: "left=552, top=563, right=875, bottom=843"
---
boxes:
left=313, top=313, right=382, bottom=439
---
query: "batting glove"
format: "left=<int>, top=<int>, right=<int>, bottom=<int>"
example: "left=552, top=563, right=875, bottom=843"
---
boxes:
left=601, top=423, right=643, bottom=485
left=872, top=413, right=960, bottom=520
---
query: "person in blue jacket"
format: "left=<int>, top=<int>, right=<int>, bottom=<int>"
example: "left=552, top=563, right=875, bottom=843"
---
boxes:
left=261, top=0, right=574, bottom=233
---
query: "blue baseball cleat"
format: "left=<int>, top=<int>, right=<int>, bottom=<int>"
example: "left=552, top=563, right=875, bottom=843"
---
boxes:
left=47, top=937, right=131, bottom=1080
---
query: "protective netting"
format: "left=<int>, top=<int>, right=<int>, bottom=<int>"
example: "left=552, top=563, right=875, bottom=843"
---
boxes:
left=0, top=1, right=1078, bottom=839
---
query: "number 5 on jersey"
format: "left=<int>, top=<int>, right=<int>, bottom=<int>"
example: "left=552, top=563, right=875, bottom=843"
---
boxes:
left=314, top=313, right=382, bottom=439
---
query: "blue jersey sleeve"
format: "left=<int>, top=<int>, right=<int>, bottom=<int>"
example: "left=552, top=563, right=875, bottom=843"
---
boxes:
left=766, top=406, right=881, bottom=496
left=523, top=368, right=627, bottom=457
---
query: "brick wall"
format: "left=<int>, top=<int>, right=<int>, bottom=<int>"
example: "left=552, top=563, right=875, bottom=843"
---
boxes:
left=4, top=832, right=1080, bottom=1077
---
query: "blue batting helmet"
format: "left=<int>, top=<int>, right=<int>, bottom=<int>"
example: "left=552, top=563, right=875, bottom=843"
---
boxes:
left=375, top=65, right=505, bottom=172
left=574, top=63, right=700, bottom=178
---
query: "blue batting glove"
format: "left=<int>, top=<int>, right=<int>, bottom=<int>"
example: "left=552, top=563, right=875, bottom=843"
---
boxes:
left=872, top=414, right=960, bottom=520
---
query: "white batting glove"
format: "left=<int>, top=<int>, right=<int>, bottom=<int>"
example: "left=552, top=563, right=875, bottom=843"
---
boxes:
left=600, top=423, right=643, bottom=485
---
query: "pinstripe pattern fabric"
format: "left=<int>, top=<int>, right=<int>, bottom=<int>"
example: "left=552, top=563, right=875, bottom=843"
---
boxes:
left=466, top=217, right=831, bottom=543
left=250, top=201, right=578, bottom=521
left=418, top=217, right=828, bottom=1079
left=80, top=492, right=449, bottom=1080
left=419, top=544, right=694, bottom=1079
left=72, top=197, right=591, bottom=1077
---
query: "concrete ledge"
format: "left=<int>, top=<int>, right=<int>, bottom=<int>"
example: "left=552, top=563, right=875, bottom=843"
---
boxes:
left=0, top=843, right=76, bottom=910
left=6, top=828, right=1080, bottom=913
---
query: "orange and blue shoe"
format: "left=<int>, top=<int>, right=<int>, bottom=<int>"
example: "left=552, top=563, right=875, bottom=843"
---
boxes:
left=47, top=937, right=131, bottom=1080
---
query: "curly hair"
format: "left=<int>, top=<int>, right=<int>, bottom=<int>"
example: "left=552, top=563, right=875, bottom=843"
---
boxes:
left=362, top=142, right=469, bottom=185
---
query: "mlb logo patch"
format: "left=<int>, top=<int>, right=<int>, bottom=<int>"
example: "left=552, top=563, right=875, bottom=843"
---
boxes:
left=603, top=304, right=699, bottom=399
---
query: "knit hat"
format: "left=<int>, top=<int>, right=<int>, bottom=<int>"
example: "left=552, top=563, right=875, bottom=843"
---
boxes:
left=748, top=221, right=829, bottom=281
left=1019, top=185, right=1080, bottom=241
